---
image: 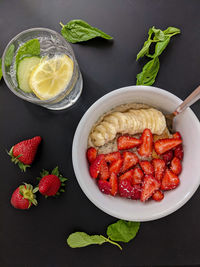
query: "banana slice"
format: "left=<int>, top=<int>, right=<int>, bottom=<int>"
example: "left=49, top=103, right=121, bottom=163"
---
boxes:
left=89, top=108, right=166, bottom=147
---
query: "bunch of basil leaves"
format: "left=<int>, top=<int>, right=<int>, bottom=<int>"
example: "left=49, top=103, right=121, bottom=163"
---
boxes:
left=136, top=26, right=180, bottom=86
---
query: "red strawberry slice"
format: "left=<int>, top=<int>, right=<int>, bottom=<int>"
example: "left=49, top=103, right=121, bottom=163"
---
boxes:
left=173, top=132, right=182, bottom=139
left=86, top=147, right=97, bottom=164
left=105, top=151, right=121, bottom=163
left=154, top=138, right=182, bottom=154
left=98, top=180, right=111, bottom=195
left=162, top=150, right=174, bottom=164
left=138, top=129, right=153, bottom=157
left=140, top=175, right=160, bottom=202
left=121, top=151, right=139, bottom=173
left=109, top=173, right=118, bottom=196
left=109, top=159, right=123, bottom=175
left=170, top=157, right=182, bottom=175
left=152, top=190, right=164, bottom=201
left=152, top=159, right=166, bottom=181
left=119, top=169, right=134, bottom=182
left=174, top=145, right=184, bottom=161
left=132, top=167, right=144, bottom=185
left=131, top=184, right=142, bottom=200
left=118, top=179, right=133, bottom=198
left=161, top=168, right=180, bottom=190
left=89, top=154, right=104, bottom=178
left=117, top=135, right=142, bottom=150
left=139, top=161, right=154, bottom=175
left=99, top=158, right=109, bottom=180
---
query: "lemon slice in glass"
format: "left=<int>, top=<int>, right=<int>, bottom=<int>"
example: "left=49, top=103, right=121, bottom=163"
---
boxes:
left=29, top=54, right=74, bottom=100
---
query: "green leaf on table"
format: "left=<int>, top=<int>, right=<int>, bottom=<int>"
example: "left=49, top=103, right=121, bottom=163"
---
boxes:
left=0, top=58, right=2, bottom=81
left=154, top=36, right=170, bottom=57
left=136, top=27, right=154, bottom=60
left=67, top=232, right=106, bottom=248
left=136, top=56, right=160, bottom=86
left=60, top=19, right=113, bottom=43
left=163, top=27, right=181, bottom=37
left=107, top=220, right=140, bottom=243
left=15, top=39, right=40, bottom=68
left=152, top=26, right=165, bottom=41
left=5, top=44, right=15, bottom=67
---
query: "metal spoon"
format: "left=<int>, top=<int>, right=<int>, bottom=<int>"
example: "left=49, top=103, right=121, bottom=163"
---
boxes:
left=165, top=85, right=200, bottom=133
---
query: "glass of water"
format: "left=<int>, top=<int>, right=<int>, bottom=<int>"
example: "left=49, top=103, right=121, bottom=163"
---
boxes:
left=2, top=28, right=83, bottom=110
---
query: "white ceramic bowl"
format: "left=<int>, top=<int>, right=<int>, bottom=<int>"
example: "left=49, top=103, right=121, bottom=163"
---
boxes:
left=72, top=85, right=200, bottom=221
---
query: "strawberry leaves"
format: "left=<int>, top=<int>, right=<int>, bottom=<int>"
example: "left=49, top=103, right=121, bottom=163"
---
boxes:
left=7, top=146, right=30, bottom=172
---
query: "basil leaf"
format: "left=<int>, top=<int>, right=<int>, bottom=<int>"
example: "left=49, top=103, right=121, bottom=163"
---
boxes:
left=152, top=26, right=165, bottom=41
left=136, top=57, right=160, bottom=86
left=0, top=58, right=2, bottom=81
left=60, top=19, right=113, bottom=43
left=15, top=39, right=40, bottom=68
left=107, top=220, right=140, bottom=243
left=136, top=27, right=154, bottom=60
left=154, top=36, right=170, bottom=57
left=5, top=44, right=15, bottom=67
left=163, top=27, right=181, bottom=37
left=67, top=232, right=106, bottom=248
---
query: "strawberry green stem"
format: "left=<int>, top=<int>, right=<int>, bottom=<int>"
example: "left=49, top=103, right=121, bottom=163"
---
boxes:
left=59, top=22, right=65, bottom=28
left=100, top=235, right=122, bottom=250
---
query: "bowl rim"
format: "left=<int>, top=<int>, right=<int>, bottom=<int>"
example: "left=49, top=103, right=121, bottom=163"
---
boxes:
left=72, top=85, right=200, bottom=221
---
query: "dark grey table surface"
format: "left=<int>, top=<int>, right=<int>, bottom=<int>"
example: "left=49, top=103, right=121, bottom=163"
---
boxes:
left=1, top=0, right=200, bottom=266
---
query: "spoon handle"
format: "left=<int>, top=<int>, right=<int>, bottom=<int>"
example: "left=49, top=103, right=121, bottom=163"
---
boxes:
left=175, top=85, right=200, bottom=115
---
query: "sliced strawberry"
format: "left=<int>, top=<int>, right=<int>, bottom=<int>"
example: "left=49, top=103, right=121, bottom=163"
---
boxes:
left=154, top=138, right=182, bottom=154
left=138, top=128, right=153, bottom=157
left=105, top=151, right=121, bottom=163
left=89, top=154, right=104, bottom=178
left=109, top=173, right=118, bottom=196
left=131, top=184, right=142, bottom=200
left=118, top=179, right=133, bottom=198
left=161, top=168, right=180, bottom=191
left=139, top=161, right=154, bottom=175
left=119, top=169, right=134, bottom=182
left=86, top=147, right=97, bottom=164
left=173, top=132, right=182, bottom=139
left=109, top=159, right=123, bottom=175
left=170, top=157, right=182, bottom=175
left=162, top=150, right=174, bottom=164
left=99, top=158, right=109, bottom=180
left=132, top=167, right=144, bottom=185
left=121, top=151, right=139, bottom=173
left=140, top=175, right=160, bottom=202
left=152, top=190, right=164, bottom=201
left=117, top=135, right=142, bottom=150
left=174, top=145, right=184, bottom=161
left=152, top=159, right=166, bottom=181
left=98, top=180, right=111, bottom=195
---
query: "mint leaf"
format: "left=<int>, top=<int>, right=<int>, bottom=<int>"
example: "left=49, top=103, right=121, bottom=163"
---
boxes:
left=5, top=44, right=15, bottom=67
left=136, top=56, right=160, bottom=85
left=107, top=220, right=140, bottom=243
left=152, top=26, right=165, bottom=41
left=0, top=58, right=2, bottom=81
left=67, top=232, right=106, bottom=248
left=15, top=39, right=40, bottom=68
left=60, top=19, right=113, bottom=43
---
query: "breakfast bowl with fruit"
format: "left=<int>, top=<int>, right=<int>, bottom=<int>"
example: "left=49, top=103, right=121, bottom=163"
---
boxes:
left=72, top=85, right=200, bottom=221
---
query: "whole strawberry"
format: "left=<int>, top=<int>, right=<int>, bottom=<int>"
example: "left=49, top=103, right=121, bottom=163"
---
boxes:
left=11, top=183, right=38, bottom=210
left=37, top=167, right=67, bottom=197
left=8, top=136, right=42, bottom=171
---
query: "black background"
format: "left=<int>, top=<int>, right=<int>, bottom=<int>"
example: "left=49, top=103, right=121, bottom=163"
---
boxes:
left=1, top=0, right=200, bottom=266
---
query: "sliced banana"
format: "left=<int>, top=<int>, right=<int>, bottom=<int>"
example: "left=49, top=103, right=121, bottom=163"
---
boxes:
left=90, top=108, right=166, bottom=147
